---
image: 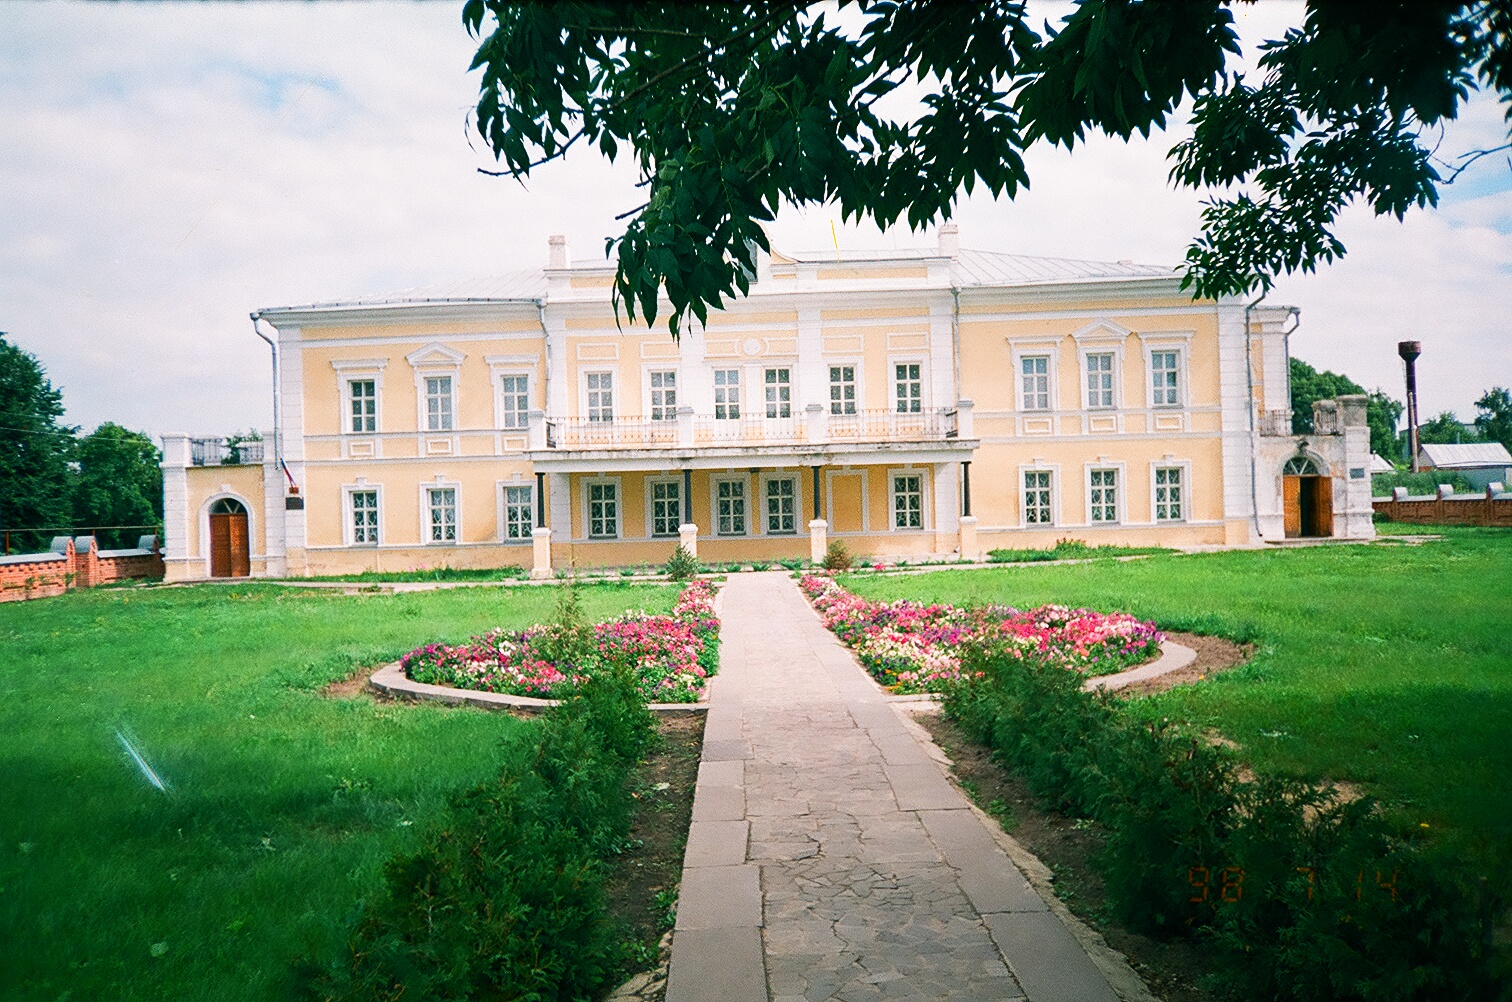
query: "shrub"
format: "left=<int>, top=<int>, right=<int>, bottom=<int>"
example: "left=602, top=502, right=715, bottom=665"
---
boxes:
left=664, top=544, right=699, bottom=581
left=304, top=672, right=657, bottom=1002
left=822, top=539, right=853, bottom=571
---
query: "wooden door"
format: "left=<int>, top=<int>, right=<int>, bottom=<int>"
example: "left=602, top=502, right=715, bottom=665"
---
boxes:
left=1308, top=477, right=1334, bottom=538
left=210, top=513, right=250, bottom=577
left=1282, top=476, right=1302, bottom=538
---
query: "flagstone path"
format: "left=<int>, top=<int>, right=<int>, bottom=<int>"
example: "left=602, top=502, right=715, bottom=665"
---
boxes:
left=666, top=571, right=1138, bottom=1002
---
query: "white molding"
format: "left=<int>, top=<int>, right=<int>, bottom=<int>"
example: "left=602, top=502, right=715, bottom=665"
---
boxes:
left=405, top=342, right=466, bottom=366
left=1141, top=341, right=1190, bottom=412
left=709, top=472, right=752, bottom=537
left=1070, top=318, right=1132, bottom=342
left=197, top=490, right=258, bottom=577
left=642, top=363, right=681, bottom=424
left=581, top=474, right=623, bottom=540
left=1011, top=345, right=1058, bottom=413
left=329, top=357, right=389, bottom=371
left=886, top=465, right=930, bottom=532
left=643, top=474, right=683, bottom=539
left=1083, top=460, right=1128, bottom=526
left=1150, top=459, right=1193, bottom=524
left=342, top=481, right=383, bottom=547
left=887, top=354, right=929, bottom=413
left=1017, top=462, right=1061, bottom=529
left=1077, top=343, right=1124, bottom=417
left=757, top=469, right=803, bottom=536
left=824, top=357, right=864, bottom=415
left=579, top=366, right=618, bottom=423
left=496, top=477, right=534, bottom=544
left=491, top=364, right=535, bottom=433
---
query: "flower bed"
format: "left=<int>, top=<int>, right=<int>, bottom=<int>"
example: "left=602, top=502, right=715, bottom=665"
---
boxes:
left=798, top=574, right=1161, bottom=694
left=401, top=581, right=719, bottom=703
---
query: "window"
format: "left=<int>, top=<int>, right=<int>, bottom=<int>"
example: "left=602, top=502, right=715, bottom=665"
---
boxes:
left=893, top=474, right=923, bottom=529
left=425, top=376, right=454, bottom=431
left=586, top=372, right=614, bottom=422
left=502, top=484, right=533, bottom=539
left=714, top=369, right=742, bottom=420
left=1085, top=354, right=1114, bottom=410
left=650, top=370, right=677, bottom=421
left=1283, top=456, right=1319, bottom=475
left=650, top=480, right=681, bottom=537
left=1024, top=471, right=1053, bottom=525
left=715, top=478, right=747, bottom=535
left=829, top=365, right=857, bottom=415
left=1154, top=467, right=1183, bottom=521
left=1151, top=351, right=1181, bottom=407
left=764, top=368, right=791, bottom=419
left=1020, top=356, right=1050, bottom=411
left=349, top=380, right=376, bottom=433
left=500, top=374, right=529, bottom=430
left=1089, top=469, right=1118, bottom=523
left=765, top=478, right=797, bottom=535
left=427, top=487, right=457, bottom=542
left=895, top=363, right=922, bottom=413
left=588, top=481, right=618, bottom=538
left=351, top=490, right=378, bottom=544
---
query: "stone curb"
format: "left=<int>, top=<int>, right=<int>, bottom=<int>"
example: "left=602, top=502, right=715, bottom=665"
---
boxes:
left=367, top=660, right=711, bottom=716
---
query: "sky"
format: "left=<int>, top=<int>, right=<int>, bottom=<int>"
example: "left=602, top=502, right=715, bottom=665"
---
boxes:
left=2, top=1, right=1509, bottom=440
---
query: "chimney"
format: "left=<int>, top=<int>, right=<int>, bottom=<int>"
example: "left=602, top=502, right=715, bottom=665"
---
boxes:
left=548, top=234, right=570, bottom=269
left=937, top=222, right=959, bottom=258
left=1398, top=340, right=1421, bottom=472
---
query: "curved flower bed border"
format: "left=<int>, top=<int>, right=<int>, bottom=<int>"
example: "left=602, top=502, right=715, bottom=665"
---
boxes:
left=798, top=574, right=1162, bottom=695
left=398, top=581, right=719, bottom=705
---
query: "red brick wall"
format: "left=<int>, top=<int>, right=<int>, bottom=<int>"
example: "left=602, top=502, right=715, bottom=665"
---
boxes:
left=96, top=552, right=166, bottom=584
left=1372, top=495, right=1512, bottom=527
left=0, top=537, right=165, bottom=603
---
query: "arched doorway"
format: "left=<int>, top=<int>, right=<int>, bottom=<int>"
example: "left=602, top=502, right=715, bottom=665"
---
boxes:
left=1282, top=456, right=1332, bottom=538
left=209, top=497, right=250, bottom=577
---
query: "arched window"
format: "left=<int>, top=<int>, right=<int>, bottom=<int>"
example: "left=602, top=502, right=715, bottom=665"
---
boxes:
left=210, top=497, right=248, bottom=515
left=1282, top=456, right=1319, bottom=476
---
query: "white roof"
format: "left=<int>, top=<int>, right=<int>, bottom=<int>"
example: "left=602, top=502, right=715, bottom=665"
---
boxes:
left=1369, top=454, right=1396, bottom=474
left=1419, top=442, right=1512, bottom=468
left=260, top=244, right=1177, bottom=315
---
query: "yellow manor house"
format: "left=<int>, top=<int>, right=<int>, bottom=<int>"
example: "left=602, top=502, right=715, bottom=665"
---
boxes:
left=160, top=226, right=1374, bottom=581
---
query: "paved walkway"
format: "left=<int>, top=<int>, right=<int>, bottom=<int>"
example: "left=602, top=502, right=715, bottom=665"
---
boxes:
left=667, top=572, right=1132, bottom=1002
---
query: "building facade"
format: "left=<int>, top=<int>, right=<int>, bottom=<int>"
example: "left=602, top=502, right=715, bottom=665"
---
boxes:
left=160, top=227, right=1374, bottom=581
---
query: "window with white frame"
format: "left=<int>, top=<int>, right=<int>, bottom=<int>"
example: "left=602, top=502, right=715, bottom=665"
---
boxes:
left=1154, top=467, right=1184, bottom=521
left=764, top=368, right=791, bottom=418
left=1024, top=470, right=1053, bottom=525
left=502, top=484, right=533, bottom=539
left=425, top=376, right=454, bottom=431
left=650, top=370, right=677, bottom=421
left=892, top=473, right=923, bottom=529
left=1085, top=354, right=1114, bottom=410
left=1151, top=350, right=1181, bottom=407
left=1089, top=469, right=1118, bottom=523
left=765, top=477, right=797, bottom=534
left=829, top=365, right=857, bottom=415
left=500, top=374, right=529, bottom=429
left=895, top=363, right=922, bottom=413
left=427, top=487, right=457, bottom=542
left=349, top=380, right=377, bottom=433
left=587, top=481, right=618, bottom=538
left=351, top=489, right=379, bottom=544
left=650, top=480, right=681, bottom=537
left=586, top=371, right=614, bottom=422
left=715, top=478, right=747, bottom=535
left=714, top=369, right=742, bottom=419
left=1020, top=356, right=1050, bottom=411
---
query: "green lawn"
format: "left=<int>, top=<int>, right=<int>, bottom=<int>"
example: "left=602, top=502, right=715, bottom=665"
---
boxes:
left=846, top=529, right=1512, bottom=862
left=0, top=581, right=676, bottom=1001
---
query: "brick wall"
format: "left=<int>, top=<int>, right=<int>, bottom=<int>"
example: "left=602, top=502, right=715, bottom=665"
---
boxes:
left=1372, top=491, right=1512, bottom=527
left=0, top=535, right=164, bottom=603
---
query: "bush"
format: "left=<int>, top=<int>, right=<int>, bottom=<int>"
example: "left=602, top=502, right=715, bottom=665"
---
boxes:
left=304, top=672, right=657, bottom=1002
left=1371, top=469, right=1476, bottom=497
left=946, top=642, right=1508, bottom=999
left=664, top=544, right=699, bottom=581
left=822, top=539, right=853, bottom=571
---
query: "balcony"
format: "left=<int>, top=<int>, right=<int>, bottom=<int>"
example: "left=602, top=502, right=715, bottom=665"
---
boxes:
left=190, top=437, right=264, bottom=466
left=530, top=404, right=975, bottom=472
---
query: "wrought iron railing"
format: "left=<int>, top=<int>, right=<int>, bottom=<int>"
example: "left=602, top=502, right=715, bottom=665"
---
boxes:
left=190, top=437, right=264, bottom=466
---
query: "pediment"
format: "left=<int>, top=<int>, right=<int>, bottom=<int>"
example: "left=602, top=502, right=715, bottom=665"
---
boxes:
left=1071, top=319, right=1133, bottom=342
left=405, top=343, right=466, bottom=367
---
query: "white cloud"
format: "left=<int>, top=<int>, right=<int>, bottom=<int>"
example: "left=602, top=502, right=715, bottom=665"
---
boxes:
left=0, top=0, right=1506, bottom=439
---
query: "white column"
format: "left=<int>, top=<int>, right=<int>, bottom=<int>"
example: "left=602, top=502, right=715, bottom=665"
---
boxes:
left=795, top=305, right=823, bottom=416
left=679, top=522, right=699, bottom=559
left=159, top=434, right=192, bottom=579
left=677, top=405, right=695, bottom=447
left=809, top=518, right=827, bottom=564
left=261, top=439, right=287, bottom=577
left=528, top=409, right=547, bottom=450
left=958, top=516, right=980, bottom=561
left=549, top=473, right=571, bottom=540
left=932, top=462, right=959, bottom=555
left=955, top=398, right=974, bottom=438
left=805, top=402, right=827, bottom=444
left=531, top=527, right=553, bottom=579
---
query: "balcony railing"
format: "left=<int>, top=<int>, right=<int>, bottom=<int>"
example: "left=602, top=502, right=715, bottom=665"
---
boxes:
left=539, top=405, right=966, bottom=451
left=190, top=437, right=264, bottom=466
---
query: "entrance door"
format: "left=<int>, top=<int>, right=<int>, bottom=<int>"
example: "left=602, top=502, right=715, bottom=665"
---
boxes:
left=209, top=498, right=250, bottom=577
left=1281, top=457, right=1332, bottom=538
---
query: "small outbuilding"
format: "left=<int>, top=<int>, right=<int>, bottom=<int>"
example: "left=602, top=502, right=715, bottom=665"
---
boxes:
left=1369, top=454, right=1396, bottom=475
left=1417, top=442, right=1512, bottom=491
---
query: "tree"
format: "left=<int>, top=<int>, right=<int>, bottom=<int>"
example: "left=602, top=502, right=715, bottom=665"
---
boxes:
left=1418, top=410, right=1483, bottom=444
left=1288, top=357, right=1402, bottom=459
left=1473, top=386, right=1512, bottom=450
left=0, top=334, right=77, bottom=552
left=465, top=1, right=1512, bottom=334
left=72, top=423, right=163, bottom=549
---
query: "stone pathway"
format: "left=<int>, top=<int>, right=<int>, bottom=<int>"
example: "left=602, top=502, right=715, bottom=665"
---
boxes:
left=666, top=572, right=1134, bottom=1002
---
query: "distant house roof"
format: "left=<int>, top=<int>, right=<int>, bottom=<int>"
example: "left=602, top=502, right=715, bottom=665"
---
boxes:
left=257, top=244, right=1180, bottom=317
left=1369, top=454, right=1396, bottom=474
left=1418, top=442, right=1512, bottom=469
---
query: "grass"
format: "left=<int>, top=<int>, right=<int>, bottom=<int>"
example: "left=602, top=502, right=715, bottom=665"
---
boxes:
left=300, top=565, right=527, bottom=583
left=845, top=528, right=1512, bottom=864
left=986, top=538, right=1171, bottom=563
left=0, top=580, right=676, bottom=1002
